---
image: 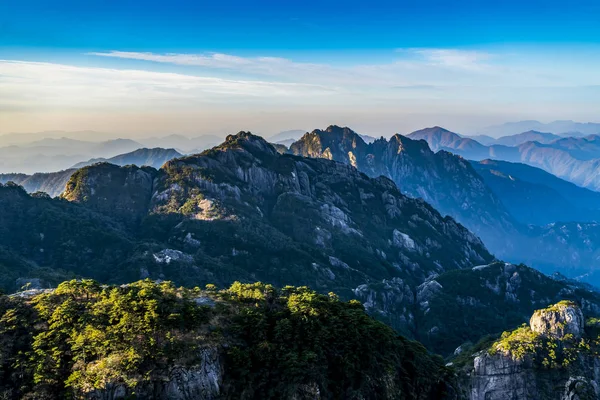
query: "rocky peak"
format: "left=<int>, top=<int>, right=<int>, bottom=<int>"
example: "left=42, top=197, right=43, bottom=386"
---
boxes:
left=62, top=162, right=157, bottom=224
left=290, top=127, right=520, bottom=260
left=218, top=131, right=278, bottom=158
left=290, top=126, right=367, bottom=166
left=530, top=301, right=585, bottom=339
left=468, top=301, right=599, bottom=400
left=388, top=134, right=433, bottom=155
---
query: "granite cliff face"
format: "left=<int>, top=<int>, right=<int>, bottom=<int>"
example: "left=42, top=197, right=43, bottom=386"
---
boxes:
left=290, top=126, right=600, bottom=286
left=62, top=163, right=157, bottom=224
left=290, top=126, right=519, bottom=259
left=530, top=302, right=585, bottom=339
left=84, top=347, right=222, bottom=400
left=467, top=302, right=600, bottom=400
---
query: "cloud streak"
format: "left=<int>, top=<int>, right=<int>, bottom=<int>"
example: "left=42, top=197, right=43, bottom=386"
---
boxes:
left=88, top=48, right=596, bottom=89
left=3, top=47, right=600, bottom=135
left=0, top=60, right=335, bottom=111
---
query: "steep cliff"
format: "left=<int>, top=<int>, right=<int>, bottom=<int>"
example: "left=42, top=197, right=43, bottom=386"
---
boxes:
left=290, top=126, right=520, bottom=258
left=62, top=163, right=157, bottom=224
left=463, top=302, right=600, bottom=400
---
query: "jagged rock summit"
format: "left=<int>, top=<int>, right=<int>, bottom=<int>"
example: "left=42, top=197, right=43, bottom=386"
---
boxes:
left=290, top=125, right=520, bottom=258
left=530, top=301, right=585, bottom=340
left=468, top=302, right=600, bottom=400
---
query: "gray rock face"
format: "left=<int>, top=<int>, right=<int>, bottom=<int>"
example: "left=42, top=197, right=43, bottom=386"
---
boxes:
left=470, top=352, right=600, bottom=400
left=289, top=125, right=520, bottom=259
left=84, top=347, right=222, bottom=400
left=471, top=352, right=536, bottom=400
left=468, top=303, right=600, bottom=400
left=62, top=162, right=156, bottom=223
left=530, top=302, right=585, bottom=339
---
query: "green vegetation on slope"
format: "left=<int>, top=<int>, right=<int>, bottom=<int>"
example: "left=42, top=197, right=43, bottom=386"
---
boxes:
left=0, top=280, right=455, bottom=399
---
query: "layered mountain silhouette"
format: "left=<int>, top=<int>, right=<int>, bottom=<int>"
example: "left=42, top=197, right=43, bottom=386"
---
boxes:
left=477, top=120, right=600, bottom=137
left=0, top=137, right=145, bottom=174
left=289, top=126, right=600, bottom=283
left=493, top=130, right=562, bottom=146
left=411, top=126, right=600, bottom=191
left=72, top=147, right=182, bottom=169
left=0, top=169, right=76, bottom=197
left=472, top=159, right=600, bottom=225
left=6, top=131, right=600, bottom=356
left=0, top=148, right=183, bottom=197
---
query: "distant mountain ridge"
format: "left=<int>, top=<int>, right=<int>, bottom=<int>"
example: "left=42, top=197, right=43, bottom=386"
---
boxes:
left=72, top=147, right=183, bottom=169
left=477, top=120, right=600, bottom=137
left=0, top=138, right=145, bottom=174
left=472, top=159, right=600, bottom=225
left=289, top=125, right=600, bottom=285
left=494, top=130, right=562, bottom=146
left=0, top=169, right=76, bottom=197
left=412, top=127, right=600, bottom=192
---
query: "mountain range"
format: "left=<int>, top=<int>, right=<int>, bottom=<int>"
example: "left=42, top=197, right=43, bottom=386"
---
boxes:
left=5, top=131, right=600, bottom=355
left=411, top=126, right=600, bottom=191
left=6, top=125, right=600, bottom=284
left=72, top=147, right=182, bottom=169
left=476, top=120, right=600, bottom=137
left=288, top=126, right=600, bottom=284
left=472, top=159, right=600, bottom=225
left=4, top=130, right=600, bottom=398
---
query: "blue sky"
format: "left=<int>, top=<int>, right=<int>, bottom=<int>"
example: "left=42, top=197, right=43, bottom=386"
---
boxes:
left=1, top=0, right=600, bottom=136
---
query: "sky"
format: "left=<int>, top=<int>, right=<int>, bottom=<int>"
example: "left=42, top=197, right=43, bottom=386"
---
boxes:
left=1, top=0, right=600, bottom=137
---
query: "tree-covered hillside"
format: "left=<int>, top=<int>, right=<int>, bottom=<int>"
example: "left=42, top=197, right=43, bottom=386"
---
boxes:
left=0, top=280, right=456, bottom=399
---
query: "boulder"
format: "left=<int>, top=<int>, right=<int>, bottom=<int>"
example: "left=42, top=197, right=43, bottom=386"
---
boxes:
left=530, top=301, right=585, bottom=339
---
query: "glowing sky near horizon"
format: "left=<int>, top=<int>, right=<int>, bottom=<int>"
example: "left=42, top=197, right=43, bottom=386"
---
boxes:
left=1, top=0, right=600, bottom=137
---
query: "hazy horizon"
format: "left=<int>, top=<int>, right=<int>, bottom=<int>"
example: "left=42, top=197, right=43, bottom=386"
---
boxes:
left=3, top=1, right=600, bottom=138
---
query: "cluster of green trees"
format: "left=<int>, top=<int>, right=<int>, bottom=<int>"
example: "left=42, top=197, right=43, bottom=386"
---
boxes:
left=488, top=302, right=600, bottom=369
left=0, top=279, right=455, bottom=399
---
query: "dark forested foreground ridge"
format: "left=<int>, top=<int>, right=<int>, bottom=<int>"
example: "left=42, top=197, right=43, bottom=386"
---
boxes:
left=4, top=281, right=600, bottom=399
left=0, top=279, right=455, bottom=399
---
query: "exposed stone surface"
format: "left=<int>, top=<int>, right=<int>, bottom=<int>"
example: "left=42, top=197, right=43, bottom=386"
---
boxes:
left=84, top=347, right=222, bottom=400
left=289, top=125, right=519, bottom=259
left=62, top=162, right=156, bottom=224
left=468, top=303, right=600, bottom=400
left=530, top=302, right=585, bottom=339
left=470, top=352, right=600, bottom=400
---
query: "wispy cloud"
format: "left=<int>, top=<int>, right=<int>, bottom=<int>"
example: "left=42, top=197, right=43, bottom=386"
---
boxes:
left=3, top=48, right=600, bottom=134
left=0, top=60, right=335, bottom=111
left=87, top=48, right=575, bottom=88
left=410, top=48, right=493, bottom=71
